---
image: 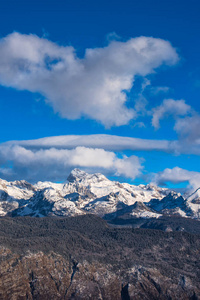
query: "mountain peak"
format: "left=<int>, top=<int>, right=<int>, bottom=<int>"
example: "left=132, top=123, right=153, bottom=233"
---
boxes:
left=67, top=168, right=88, bottom=182
left=186, top=187, right=200, bottom=202
left=67, top=168, right=108, bottom=184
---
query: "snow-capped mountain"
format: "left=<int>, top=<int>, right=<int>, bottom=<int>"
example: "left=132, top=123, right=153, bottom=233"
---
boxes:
left=0, top=168, right=199, bottom=219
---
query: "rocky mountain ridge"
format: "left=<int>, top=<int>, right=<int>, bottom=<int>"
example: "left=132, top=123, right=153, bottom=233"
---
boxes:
left=0, top=168, right=199, bottom=220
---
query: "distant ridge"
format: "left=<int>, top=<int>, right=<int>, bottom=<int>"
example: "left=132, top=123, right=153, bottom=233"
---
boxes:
left=0, top=169, right=199, bottom=220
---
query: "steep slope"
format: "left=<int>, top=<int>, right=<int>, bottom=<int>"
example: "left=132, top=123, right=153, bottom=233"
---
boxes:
left=184, top=188, right=200, bottom=219
left=104, top=201, right=161, bottom=221
left=0, top=178, right=35, bottom=216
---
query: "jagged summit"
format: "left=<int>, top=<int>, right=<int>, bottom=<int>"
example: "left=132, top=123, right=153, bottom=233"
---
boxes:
left=67, top=168, right=108, bottom=184
left=67, top=168, right=88, bottom=182
left=186, top=187, right=200, bottom=203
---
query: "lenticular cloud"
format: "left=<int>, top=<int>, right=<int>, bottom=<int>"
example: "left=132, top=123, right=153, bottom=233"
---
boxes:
left=0, top=32, right=179, bottom=127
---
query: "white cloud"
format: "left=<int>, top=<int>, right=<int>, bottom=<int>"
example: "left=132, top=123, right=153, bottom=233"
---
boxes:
left=114, top=155, right=143, bottom=179
left=1, top=134, right=200, bottom=182
left=174, top=114, right=200, bottom=141
left=0, top=144, right=143, bottom=182
left=4, top=133, right=200, bottom=155
left=0, top=32, right=179, bottom=127
left=4, top=134, right=172, bottom=152
left=106, top=32, right=121, bottom=41
left=153, top=166, right=200, bottom=191
left=152, top=99, right=191, bottom=129
left=150, top=86, right=170, bottom=95
left=2, top=133, right=200, bottom=163
left=151, top=98, right=200, bottom=151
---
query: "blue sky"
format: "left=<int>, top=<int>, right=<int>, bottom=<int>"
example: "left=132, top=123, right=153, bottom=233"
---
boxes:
left=0, top=0, right=200, bottom=190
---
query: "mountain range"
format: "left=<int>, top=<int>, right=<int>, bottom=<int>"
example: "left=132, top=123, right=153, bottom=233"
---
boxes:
left=0, top=168, right=199, bottom=221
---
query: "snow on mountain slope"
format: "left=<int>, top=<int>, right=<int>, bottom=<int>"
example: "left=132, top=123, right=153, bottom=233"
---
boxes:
left=0, top=179, right=35, bottom=200
left=0, top=168, right=199, bottom=219
left=0, top=179, right=35, bottom=216
left=184, top=188, right=200, bottom=218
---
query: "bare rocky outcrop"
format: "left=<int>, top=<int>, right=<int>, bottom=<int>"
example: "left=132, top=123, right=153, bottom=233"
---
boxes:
left=0, top=215, right=200, bottom=299
left=0, top=249, right=199, bottom=300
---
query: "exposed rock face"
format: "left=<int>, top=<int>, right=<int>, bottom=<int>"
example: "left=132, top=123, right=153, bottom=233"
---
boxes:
left=0, top=249, right=199, bottom=300
left=0, top=249, right=70, bottom=299
left=0, top=215, right=200, bottom=299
